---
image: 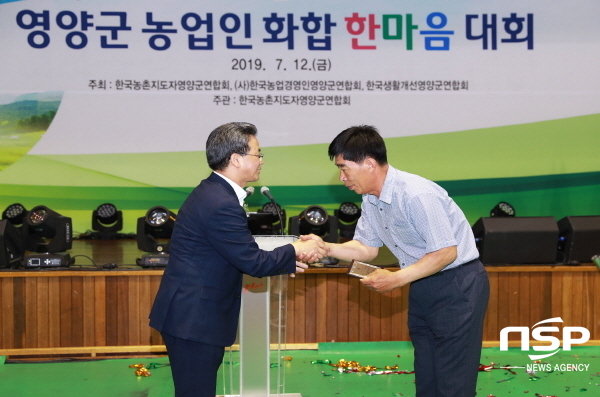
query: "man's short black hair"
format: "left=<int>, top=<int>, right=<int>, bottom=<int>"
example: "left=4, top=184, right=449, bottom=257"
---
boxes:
left=328, top=125, right=388, bottom=165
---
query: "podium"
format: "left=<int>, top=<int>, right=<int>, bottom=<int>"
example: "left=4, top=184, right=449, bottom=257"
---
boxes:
left=220, top=236, right=302, bottom=397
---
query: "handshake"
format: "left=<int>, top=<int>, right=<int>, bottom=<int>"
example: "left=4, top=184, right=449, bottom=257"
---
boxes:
left=290, top=234, right=330, bottom=276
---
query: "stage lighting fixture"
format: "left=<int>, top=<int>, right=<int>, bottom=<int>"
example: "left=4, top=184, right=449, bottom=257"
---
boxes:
left=136, top=206, right=177, bottom=267
left=248, top=203, right=287, bottom=235
left=262, top=202, right=285, bottom=222
left=22, top=205, right=73, bottom=268
left=1, top=204, right=27, bottom=268
left=288, top=205, right=339, bottom=243
left=490, top=202, right=515, bottom=217
left=91, top=203, right=123, bottom=239
left=0, top=220, right=24, bottom=269
left=2, top=203, right=28, bottom=226
left=334, top=202, right=361, bottom=239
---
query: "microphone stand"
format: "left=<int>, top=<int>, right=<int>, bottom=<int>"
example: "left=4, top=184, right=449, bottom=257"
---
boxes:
left=270, top=198, right=285, bottom=236
left=261, top=187, right=285, bottom=236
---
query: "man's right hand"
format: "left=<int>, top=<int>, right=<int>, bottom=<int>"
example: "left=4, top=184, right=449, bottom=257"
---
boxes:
left=298, top=234, right=379, bottom=265
left=292, top=237, right=328, bottom=263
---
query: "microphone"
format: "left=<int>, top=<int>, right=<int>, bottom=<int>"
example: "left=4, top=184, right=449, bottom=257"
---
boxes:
left=260, top=186, right=275, bottom=202
left=260, top=186, right=284, bottom=235
left=245, top=186, right=255, bottom=198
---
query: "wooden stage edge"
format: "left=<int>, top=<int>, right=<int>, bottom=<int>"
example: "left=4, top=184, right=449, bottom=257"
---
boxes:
left=1, top=240, right=598, bottom=359
left=1, top=264, right=598, bottom=278
left=2, top=341, right=599, bottom=359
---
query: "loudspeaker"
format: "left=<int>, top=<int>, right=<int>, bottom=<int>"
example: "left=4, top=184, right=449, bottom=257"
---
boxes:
left=472, top=217, right=559, bottom=264
left=557, top=216, right=600, bottom=263
left=0, top=219, right=24, bottom=268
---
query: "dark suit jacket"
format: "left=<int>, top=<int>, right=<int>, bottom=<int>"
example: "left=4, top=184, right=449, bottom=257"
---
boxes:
left=149, top=172, right=296, bottom=346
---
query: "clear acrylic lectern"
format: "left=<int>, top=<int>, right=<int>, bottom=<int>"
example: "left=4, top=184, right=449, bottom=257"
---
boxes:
left=219, top=235, right=302, bottom=397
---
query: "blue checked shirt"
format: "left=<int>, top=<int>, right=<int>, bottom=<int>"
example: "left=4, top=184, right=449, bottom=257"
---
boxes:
left=353, top=165, right=479, bottom=271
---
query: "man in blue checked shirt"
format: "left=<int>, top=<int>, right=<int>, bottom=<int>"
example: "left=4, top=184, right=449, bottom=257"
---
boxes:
left=301, top=125, right=489, bottom=397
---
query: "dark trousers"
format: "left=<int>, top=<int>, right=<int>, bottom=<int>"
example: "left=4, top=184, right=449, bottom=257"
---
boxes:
left=408, top=259, right=490, bottom=397
left=161, top=332, right=225, bottom=397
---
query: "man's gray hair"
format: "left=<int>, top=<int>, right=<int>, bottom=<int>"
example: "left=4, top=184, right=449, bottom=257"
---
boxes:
left=206, top=122, right=257, bottom=171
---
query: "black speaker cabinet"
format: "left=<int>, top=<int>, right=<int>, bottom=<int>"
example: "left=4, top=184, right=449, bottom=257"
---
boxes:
left=557, top=216, right=600, bottom=263
left=472, top=217, right=559, bottom=264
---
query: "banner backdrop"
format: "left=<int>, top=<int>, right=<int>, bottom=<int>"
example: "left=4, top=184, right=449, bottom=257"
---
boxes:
left=0, top=0, right=598, bottom=234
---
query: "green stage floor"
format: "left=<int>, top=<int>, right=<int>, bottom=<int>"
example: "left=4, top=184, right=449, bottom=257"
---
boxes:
left=1, top=342, right=598, bottom=397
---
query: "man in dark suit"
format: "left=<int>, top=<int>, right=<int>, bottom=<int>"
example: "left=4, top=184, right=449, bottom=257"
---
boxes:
left=149, top=122, right=325, bottom=397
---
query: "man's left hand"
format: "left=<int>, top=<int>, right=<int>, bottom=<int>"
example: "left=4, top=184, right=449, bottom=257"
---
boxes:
left=360, top=269, right=403, bottom=293
left=290, top=261, right=309, bottom=278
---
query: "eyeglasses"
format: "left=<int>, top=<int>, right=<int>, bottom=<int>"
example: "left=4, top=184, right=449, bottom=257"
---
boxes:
left=239, top=152, right=264, bottom=159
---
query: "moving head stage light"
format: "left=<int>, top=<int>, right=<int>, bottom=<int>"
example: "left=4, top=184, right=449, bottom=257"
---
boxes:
left=2, top=203, right=28, bottom=226
left=248, top=202, right=287, bottom=235
left=490, top=201, right=515, bottom=217
left=289, top=205, right=339, bottom=243
left=335, top=202, right=361, bottom=239
left=136, top=206, right=177, bottom=267
left=91, top=203, right=124, bottom=239
left=0, top=220, right=24, bottom=269
left=22, top=205, right=73, bottom=268
left=1, top=203, right=27, bottom=268
left=289, top=205, right=339, bottom=266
